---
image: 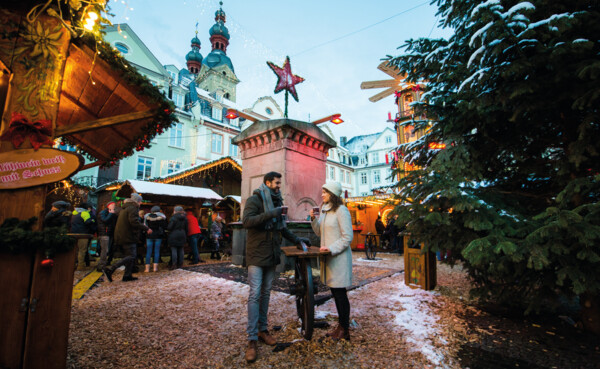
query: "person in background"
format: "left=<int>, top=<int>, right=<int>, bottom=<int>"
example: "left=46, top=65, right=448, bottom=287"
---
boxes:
left=384, top=214, right=401, bottom=253
left=210, top=215, right=223, bottom=260
left=310, top=181, right=353, bottom=341
left=168, top=206, right=188, bottom=270
left=97, top=201, right=117, bottom=271
left=71, top=202, right=96, bottom=270
left=186, top=209, right=204, bottom=265
left=375, top=215, right=386, bottom=248
left=44, top=201, right=71, bottom=229
left=102, top=193, right=151, bottom=282
left=144, top=206, right=167, bottom=272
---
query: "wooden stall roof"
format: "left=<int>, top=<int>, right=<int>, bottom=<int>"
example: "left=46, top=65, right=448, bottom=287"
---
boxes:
left=155, top=157, right=242, bottom=184
left=115, top=180, right=223, bottom=203
left=55, top=41, right=175, bottom=167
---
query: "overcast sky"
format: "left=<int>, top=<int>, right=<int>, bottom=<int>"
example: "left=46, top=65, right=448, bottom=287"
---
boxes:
left=108, top=0, right=450, bottom=140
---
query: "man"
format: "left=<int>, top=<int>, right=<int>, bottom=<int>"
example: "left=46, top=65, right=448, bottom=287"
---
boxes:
left=44, top=201, right=71, bottom=229
left=71, top=202, right=96, bottom=269
left=210, top=215, right=223, bottom=260
left=96, top=202, right=117, bottom=271
left=242, top=171, right=310, bottom=363
left=102, top=193, right=151, bottom=282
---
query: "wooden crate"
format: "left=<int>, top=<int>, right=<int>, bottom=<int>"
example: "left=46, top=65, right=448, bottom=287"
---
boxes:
left=403, top=235, right=436, bottom=290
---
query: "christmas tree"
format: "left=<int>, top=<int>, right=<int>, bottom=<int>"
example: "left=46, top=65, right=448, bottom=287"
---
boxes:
left=387, top=0, right=600, bottom=331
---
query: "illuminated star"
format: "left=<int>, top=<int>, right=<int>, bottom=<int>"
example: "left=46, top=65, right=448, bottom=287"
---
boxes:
left=267, top=56, right=305, bottom=102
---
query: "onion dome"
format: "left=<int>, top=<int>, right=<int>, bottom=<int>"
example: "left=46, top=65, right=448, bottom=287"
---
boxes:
left=209, top=21, right=230, bottom=40
left=186, top=50, right=202, bottom=62
left=191, top=36, right=201, bottom=48
left=186, top=34, right=203, bottom=74
left=202, top=49, right=234, bottom=72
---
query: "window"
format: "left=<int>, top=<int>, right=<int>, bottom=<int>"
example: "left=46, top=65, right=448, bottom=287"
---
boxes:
left=360, top=172, right=367, bottom=184
left=329, top=166, right=335, bottom=180
left=212, top=106, right=223, bottom=121
left=229, top=138, right=239, bottom=157
left=211, top=133, right=223, bottom=153
left=173, top=94, right=184, bottom=107
left=169, top=122, right=183, bottom=148
left=167, top=160, right=182, bottom=174
left=387, top=169, right=394, bottom=182
left=373, top=170, right=381, bottom=184
left=114, top=42, right=129, bottom=54
left=372, top=152, right=379, bottom=164
left=385, top=136, right=392, bottom=144
left=359, top=157, right=366, bottom=165
left=265, top=107, right=273, bottom=115
left=137, top=156, right=153, bottom=179
left=168, top=71, right=177, bottom=81
left=347, top=171, right=352, bottom=184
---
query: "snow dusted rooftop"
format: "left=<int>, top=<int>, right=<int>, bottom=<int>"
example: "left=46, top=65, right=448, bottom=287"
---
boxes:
left=343, top=133, right=379, bottom=154
left=123, top=180, right=223, bottom=201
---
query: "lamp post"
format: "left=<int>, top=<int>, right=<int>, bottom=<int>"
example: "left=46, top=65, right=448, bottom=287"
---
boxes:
left=312, top=113, right=344, bottom=125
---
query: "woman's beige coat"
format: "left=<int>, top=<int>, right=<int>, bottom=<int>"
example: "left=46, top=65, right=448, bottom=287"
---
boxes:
left=311, top=203, right=353, bottom=288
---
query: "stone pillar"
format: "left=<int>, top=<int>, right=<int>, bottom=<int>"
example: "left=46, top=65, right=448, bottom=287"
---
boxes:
left=233, top=118, right=336, bottom=221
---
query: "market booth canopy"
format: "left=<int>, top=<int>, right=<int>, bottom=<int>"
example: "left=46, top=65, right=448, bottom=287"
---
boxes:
left=55, top=42, right=175, bottom=168
left=116, top=180, right=223, bottom=205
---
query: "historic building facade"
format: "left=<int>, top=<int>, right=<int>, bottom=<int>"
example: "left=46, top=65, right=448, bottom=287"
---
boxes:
left=72, top=4, right=282, bottom=187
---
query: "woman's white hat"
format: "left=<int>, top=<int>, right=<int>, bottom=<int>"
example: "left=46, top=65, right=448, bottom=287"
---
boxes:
left=322, top=181, right=342, bottom=197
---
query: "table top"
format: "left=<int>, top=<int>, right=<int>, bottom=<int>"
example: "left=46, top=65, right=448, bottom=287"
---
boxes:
left=361, top=233, right=382, bottom=237
left=281, top=246, right=331, bottom=258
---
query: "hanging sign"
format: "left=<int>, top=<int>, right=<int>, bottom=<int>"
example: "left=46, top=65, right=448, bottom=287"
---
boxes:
left=0, top=148, right=83, bottom=190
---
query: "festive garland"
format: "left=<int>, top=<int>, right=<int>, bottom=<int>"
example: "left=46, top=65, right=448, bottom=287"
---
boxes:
left=0, top=217, right=75, bottom=257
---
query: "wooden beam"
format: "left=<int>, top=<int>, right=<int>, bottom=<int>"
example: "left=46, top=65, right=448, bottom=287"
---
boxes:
left=377, top=61, right=402, bottom=78
left=54, top=109, right=157, bottom=137
left=368, top=87, right=396, bottom=103
left=360, top=79, right=400, bottom=89
left=80, top=160, right=105, bottom=171
left=312, top=113, right=341, bottom=125
left=228, top=109, right=261, bottom=123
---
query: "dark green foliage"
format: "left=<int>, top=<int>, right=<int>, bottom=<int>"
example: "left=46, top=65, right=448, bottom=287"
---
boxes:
left=387, top=0, right=600, bottom=312
left=0, top=218, right=75, bottom=257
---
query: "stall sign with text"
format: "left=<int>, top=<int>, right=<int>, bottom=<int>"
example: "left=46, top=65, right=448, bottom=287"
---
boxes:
left=0, top=148, right=83, bottom=189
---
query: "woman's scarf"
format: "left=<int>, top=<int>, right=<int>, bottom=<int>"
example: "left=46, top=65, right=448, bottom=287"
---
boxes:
left=258, top=183, right=286, bottom=231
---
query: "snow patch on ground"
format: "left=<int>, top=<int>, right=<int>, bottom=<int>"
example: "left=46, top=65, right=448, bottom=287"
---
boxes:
left=386, top=279, right=447, bottom=367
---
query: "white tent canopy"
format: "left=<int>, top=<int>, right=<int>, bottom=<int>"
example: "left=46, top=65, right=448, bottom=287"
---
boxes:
left=123, top=179, right=223, bottom=201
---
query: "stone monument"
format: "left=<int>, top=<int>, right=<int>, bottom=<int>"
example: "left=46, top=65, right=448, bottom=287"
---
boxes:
left=230, top=118, right=336, bottom=266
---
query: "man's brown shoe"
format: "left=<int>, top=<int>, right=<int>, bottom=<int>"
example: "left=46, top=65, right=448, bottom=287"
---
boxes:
left=325, top=324, right=342, bottom=338
left=245, top=340, right=258, bottom=363
left=331, top=327, right=350, bottom=341
left=258, top=330, right=277, bottom=346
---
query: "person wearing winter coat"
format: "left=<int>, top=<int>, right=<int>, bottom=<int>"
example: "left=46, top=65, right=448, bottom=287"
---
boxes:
left=44, top=201, right=71, bottom=229
left=242, top=171, right=310, bottom=363
left=97, top=201, right=118, bottom=271
left=102, top=193, right=151, bottom=282
left=71, top=202, right=96, bottom=270
left=310, top=181, right=353, bottom=341
left=144, top=206, right=167, bottom=272
left=210, top=216, right=223, bottom=260
left=186, top=209, right=203, bottom=264
left=168, top=206, right=188, bottom=270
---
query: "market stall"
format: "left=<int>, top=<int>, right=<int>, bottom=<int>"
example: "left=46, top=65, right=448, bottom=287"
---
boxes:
left=0, top=2, right=176, bottom=368
left=345, top=194, right=399, bottom=250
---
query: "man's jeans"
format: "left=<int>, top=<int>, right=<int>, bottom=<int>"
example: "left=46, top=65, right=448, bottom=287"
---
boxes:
left=97, top=235, right=110, bottom=270
left=188, top=234, right=201, bottom=263
left=109, top=243, right=136, bottom=278
left=247, top=265, right=276, bottom=341
left=146, top=238, right=162, bottom=264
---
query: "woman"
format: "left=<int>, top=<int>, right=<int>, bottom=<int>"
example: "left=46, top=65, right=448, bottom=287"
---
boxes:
left=168, top=206, right=188, bottom=270
left=210, top=215, right=223, bottom=260
left=310, top=181, right=353, bottom=341
left=144, top=206, right=167, bottom=272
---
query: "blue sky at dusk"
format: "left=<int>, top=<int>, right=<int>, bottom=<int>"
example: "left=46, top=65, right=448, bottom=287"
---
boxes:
left=108, top=0, right=451, bottom=139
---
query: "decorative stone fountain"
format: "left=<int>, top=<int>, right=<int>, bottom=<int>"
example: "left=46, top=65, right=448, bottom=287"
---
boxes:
left=231, top=118, right=336, bottom=267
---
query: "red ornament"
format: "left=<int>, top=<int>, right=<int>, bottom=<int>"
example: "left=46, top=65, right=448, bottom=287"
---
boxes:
left=267, top=56, right=305, bottom=102
left=41, top=257, right=54, bottom=268
left=0, top=112, right=53, bottom=150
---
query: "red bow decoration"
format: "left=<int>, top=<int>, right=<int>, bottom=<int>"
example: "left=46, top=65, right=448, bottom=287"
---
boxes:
left=394, top=90, right=402, bottom=105
left=0, top=112, right=53, bottom=150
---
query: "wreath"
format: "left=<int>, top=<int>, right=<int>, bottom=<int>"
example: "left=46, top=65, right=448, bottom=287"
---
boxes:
left=0, top=217, right=75, bottom=257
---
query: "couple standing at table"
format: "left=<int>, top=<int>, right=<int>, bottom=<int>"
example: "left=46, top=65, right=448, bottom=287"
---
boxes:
left=242, top=171, right=353, bottom=363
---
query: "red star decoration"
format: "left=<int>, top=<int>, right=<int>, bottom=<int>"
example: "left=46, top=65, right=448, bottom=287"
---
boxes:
left=267, top=56, right=305, bottom=102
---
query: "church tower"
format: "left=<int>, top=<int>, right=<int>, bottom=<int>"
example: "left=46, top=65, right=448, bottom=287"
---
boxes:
left=196, top=1, right=240, bottom=102
left=186, top=28, right=203, bottom=74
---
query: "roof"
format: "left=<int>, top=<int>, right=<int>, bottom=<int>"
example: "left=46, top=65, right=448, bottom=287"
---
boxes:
left=56, top=36, right=177, bottom=166
left=118, top=180, right=223, bottom=201
left=343, top=133, right=379, bottom=154
left=225, top=195, right=241, bottom=203
left=155, top=157, right=241, bottom=184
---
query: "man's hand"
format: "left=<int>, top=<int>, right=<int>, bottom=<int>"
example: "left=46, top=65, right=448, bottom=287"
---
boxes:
left=298, top=237, right=311, bottom=246
left=320, top=246, right=330, bottom=252
left=147, top=229, right=153, bottom=234
left=269, top=207, right=283, bottom=218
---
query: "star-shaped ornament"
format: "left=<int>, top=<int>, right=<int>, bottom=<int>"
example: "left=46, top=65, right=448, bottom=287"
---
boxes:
left=267, top=56, right=305, bottom=102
